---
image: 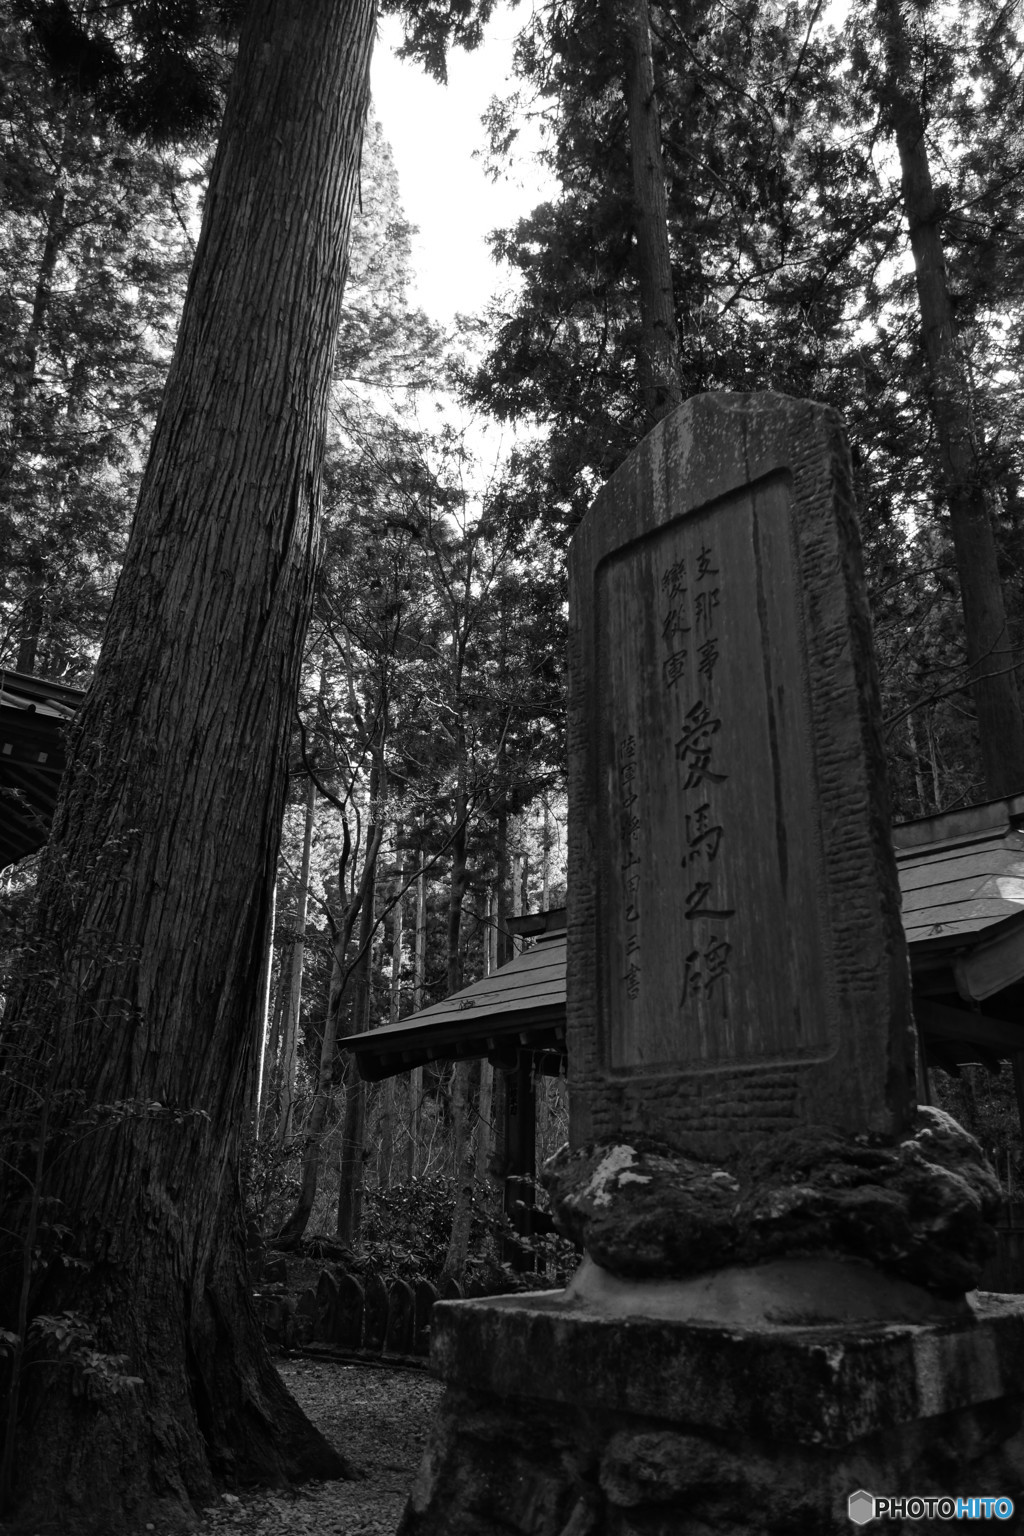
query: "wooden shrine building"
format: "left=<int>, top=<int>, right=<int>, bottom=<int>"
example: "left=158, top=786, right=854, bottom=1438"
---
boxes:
left=0, top=669, right=83, bottom=869
left=340, top=792, right=1024, bottom=1154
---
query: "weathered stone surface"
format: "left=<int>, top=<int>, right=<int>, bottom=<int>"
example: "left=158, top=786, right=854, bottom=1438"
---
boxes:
left=363, top=1271, right=389, bottom=1353
left=245, top=1219, right=267, bottom=1281
left=261, top=1253, right=288, bottom=1286
left=396, top=1291, right=1024, bottom=1535
left=314, top=1268, right=340, bottom=1343
left=293, top=1287, right=316, bottom=1347
left=544, top=1107, right=1001, bottom=1293
left=399, top=1378, right=1024, bottom=1535
left=561, top=1255, right=970, bottom=1329
left=334, top=1269, right=364, bottom=1350
left=414, top=1279, right=438, bottom=1356
left=385, top=1277, right=416, bottom=1355
left=567, top=393, right=915, bottom=1160
left=255, top=1290, right=295, bottom=1351
left=427, top=1288, right=1024, bottom=1448
left=398, top=1387, right=577, bottom=1536
left=600, top=1429, right=718, bottom=1506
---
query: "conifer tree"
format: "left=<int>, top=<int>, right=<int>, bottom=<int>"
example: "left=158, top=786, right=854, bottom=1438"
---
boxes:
left=0, top=2, right=496, bottom=1529
left=0, top=5, right=198, bottom=681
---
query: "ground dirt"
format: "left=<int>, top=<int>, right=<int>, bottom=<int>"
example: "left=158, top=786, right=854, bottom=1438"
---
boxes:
left=192, top=1357, right=442, bottom=1536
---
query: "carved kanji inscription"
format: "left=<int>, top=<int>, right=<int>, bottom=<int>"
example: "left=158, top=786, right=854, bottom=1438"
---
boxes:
left=567, top=394, right=915, bottom=1157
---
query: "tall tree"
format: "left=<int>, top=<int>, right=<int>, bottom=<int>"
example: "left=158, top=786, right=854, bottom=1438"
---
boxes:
left=870, top=0, right=1024, bottom=797
left=621, top=0, right=680, bottom=424
left=0, top=0, right=479, bottom=1526
left=0, top=5, right=199, bottom=681
left=476, top=0, right=1024, bottom=807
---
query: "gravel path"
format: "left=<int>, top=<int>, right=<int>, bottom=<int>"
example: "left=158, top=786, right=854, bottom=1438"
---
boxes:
left=194, top=1359, right=443, bottom=1536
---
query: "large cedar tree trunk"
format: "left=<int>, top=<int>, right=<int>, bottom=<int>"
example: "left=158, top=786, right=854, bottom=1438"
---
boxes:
left=877, top=0, right=1024, bottom=798
left=0, top=2, right=375, bottom=1530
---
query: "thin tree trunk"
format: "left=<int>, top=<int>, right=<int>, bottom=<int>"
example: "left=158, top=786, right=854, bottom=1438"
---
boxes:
left=254, top=876, right=278, bottom=1129
left=378, top=865, right=404, bottom=1187
left=496, top=802, right=513, bottom=969
left=475, top=1059, right=493, bottom=1184
left=878, top=0, right=1024, bottom=798
left=414, top=862, right=427, bottom=1010
left=906, top=711, right=928, bottom=814
left=337, top=763, right=383, bottom=1245
left=14, top=563, right=44, bottom=676
left=277, top=775, right=316, bottom=1148
left=490, top=814, right=511, bottom=1193
left=0, top=113, right=71, bottom=495
left=441, top=749, right=473, bottom=1271
left=541, top=798, right=551, bottom=910
left=485, top=884, right=497, bottom=976
left=447, top=755, right=469, bottom=996
left=6, top=117, right=71, bottom=674
left=390, top=865, right=404, bottom=1024
left=474, top=889, right=495, bottom=1187
left=441, top=1059, right=476, bottom=1284
left=407, top=860, right=427, bottom=1178
left=276, top=807, right=381, bottom=1249
left=622, top=0, right=681, bottom=425
left=261, top=930, right=289, bottom=1134
left=0, top=2, right=375, bottom=1526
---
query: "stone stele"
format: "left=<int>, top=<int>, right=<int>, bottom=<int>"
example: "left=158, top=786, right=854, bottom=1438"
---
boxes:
left=396, top=397, right=1021, bottom=1536
left=566, top=389, right=914, bottom=1155
left=550, top=390, right=997, bottom=1289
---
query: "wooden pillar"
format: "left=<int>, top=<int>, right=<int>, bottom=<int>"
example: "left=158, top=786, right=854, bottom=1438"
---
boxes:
left=1012, top=1053, right=1024, bottom=1152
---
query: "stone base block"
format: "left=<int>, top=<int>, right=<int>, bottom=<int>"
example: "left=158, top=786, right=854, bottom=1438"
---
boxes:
left=397, top=1279, right=1024, bottom=1535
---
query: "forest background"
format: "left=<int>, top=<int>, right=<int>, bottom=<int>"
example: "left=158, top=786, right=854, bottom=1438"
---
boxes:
left=2, top=0, right=1024, bottom=1526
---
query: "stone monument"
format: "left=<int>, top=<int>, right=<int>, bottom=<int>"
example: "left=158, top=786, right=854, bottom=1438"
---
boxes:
left=398, top=396, right=1024, bottom=1536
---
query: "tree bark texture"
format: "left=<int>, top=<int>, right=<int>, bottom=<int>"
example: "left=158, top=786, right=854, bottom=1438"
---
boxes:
left=260, top=926, right=288, bottom=1134
left=337, top=770, right=382, bottom=1246
left=277, top=776, right=317, bottom=1148
left=0, top=1, right=375, bottom=1529
left=441, top=1060, right=477, bottom=1284
left=280, top=797, right=382, bottom=1248
left=447, top=753, right=469, bottom=995
left=495, top=802, right=514, bottom=968
left=877, top=0, right=1024, bottom=798
left=378, top=870, right=404, bottom=1184
left=254, top=875, right=278, bottom=1126
left=475, top=1059, right=494, bottom=1184
left=621, top=0, right=682, bottom=426
left=0, top=109, right=70, bottom=496
left=406, top=862, right=427, bottom=1177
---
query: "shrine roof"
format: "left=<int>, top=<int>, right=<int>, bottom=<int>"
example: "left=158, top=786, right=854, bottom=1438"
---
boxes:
left=344, top=795, right=1024, bottom=1081
left=0, top=670, right=84, bottom=870
left=339, top=911, right=567, bottom=1081
left=892, top=792, right=1024, bottom=1003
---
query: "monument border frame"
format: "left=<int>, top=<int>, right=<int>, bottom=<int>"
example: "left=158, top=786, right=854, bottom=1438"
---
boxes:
left=566, top=393, right=916, bottom=1155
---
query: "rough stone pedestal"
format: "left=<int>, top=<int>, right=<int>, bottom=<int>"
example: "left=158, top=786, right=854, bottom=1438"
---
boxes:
left=397, top=1272, right=1024, bottom=1536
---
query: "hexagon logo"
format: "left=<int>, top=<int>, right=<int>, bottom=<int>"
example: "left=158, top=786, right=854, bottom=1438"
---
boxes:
left=848, top=1490, right=875, bottom=1525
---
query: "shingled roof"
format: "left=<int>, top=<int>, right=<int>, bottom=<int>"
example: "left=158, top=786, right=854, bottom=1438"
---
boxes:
left=342, top=794, right=1024, bottom=1087
left=0, top=670, right=84, bottom=870
left=341, top=910, right=568, bottom=1082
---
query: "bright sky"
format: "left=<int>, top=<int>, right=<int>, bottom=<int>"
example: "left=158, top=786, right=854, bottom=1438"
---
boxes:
left=370, top=7, right=556, bottom=324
